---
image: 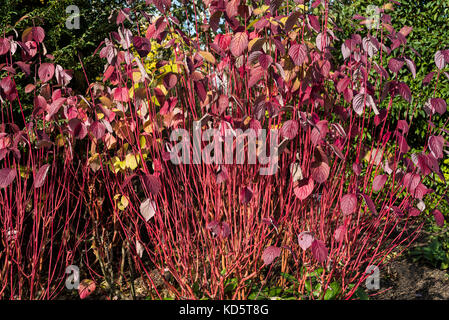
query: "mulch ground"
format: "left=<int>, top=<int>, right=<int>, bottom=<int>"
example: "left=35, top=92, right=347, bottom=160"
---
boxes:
left=372, top=257, right=449, bottom=300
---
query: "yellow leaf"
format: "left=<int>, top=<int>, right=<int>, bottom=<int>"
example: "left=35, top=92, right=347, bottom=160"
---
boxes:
left=140, top=135, right=147, bottom=149
left=125, top=153, right=138, bottom=170
left=198, top=51, right=216, bottom=64
left=99, top=96, right=112, bottom=107
left=121, top=195, right=129, bottom=208
left=383, top=3, right=394, bottom=11
left=133, top=72, right=142, bottom=83
left=253, top=5, right=269, bottom=15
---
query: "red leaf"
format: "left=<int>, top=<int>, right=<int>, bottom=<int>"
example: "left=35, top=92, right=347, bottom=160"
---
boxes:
left=360, top=193, right=378, bottom=215
left=133, top=36, right=151, bottom=57
left=297, top=232, right=314, bottom=250
left=403, top=172, right=421, bottom=192
left=78, top=279, right=96, bottom=299
left=163, top=73, right=177, bottom=89
left=240, top=186, right=253, bottom=204
left=435, top=50, right=446, bottom=70
left=25, top=84, right=36, bottom=93
left=372, top=174, right=387, bottom=192
left=34, top=164, right=50, bottom=188
left=409, top=207, right=421, bottom=217
left=280, top=120, right=299, bottom=139
left=113, top=87, right=130, bottom=102
left=258, top=53, right=273, bottom=70
left=405, top=57, right=416, bottom=79
left=68, top=119, right=88, bottom=139
left=352, top=93, right=364, bottom=115
left=433, top=209, right=445, bottom=227
left=397, top=120, right=409, bottom=134
left=0, top=168, right=16, bottom=189
left=430, top=98, right=447, bottom=115
left=334, top=225, right=346, bottom=243
left=398, top=82, right=411, bottom=103
left=428, top=135, right=445, bottom=159
left=308, top=14, right=321, bottom=32
left=289, top=43, right=308, bottom=66
left=310, top=160, right=329, bottom=184
left=352, top=162, right=362, bottom=176
left=293, top=177, right=314, bottom=200
left=311, top=239, right=328, bottom=263
left=388, top=57, right=404, bottom=73
left=0, top=38, right=11, bottom=55
left=397, top=134, right=409, bottom=153
left=248, top=66, right=264, bottom=88
left=90, top=121, right=106, bottom=140
left=340, top=193, right=357, bottom=215
left=38, top=63, right=55, bottom=83
left=226, top=0, right=240, bottom=18
left=143, top=174, right=161, bottom=196
left=230, top=32, right=248, bottom=57
left=262, top=246, right=281, bottom=265
left=423, top=72, right=435, bottom=86
left=32, top=27, right=45, bottom=43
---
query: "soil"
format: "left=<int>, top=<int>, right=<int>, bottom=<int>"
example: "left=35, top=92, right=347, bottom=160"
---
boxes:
left=372, top=257, right=449, bottom=300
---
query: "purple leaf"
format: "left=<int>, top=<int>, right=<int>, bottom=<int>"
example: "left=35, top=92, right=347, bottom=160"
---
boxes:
left=240, top=186, right=253, bottom=204
left=38, top=63, right=55, bottom=83
left=308, top=14, right=320, bottom=33
left=262, top=246, right=281, bottom=265
left=293, top=177, right=314, bottom=200
left=143, top=174, right=162, bottom=196
left=34, top=164, right=50, bottom=188
left=68, top=119, right=87, bottom=139
left=0, top=168, right=16, bottom=189
left=133, top=36, right=151, bottom=57
left=397, top=120, right=409, bottom=134
left=398, top=82, right=411, bottom=103
left=405, top=57, right=416, bottom=78
left=297, top=232, right=314, bottom=250
left=430, top=98, right=447, bottom=115
left=334, top=225, right=346, bottom=243
left=32, top=27, right=45, bottom=43
left=388, top=58, right=404, bottom=73
left=423, top=72, right=435, bottom=86
left=397, top=134, right=409, bottom=153
left=289, top=43, right=308, bottom=66
left=340, top=193, right=357, bottom=215
left=372, top=174, right=387, bottom=192
left=428, top=135, right=445, bottom=159
left=360, top=193, right=378, bottom=215
left=435, top=50, right=447, bottom=70
left=310, top=160, right=330, bottom=184
left=258, top=53, right=273, bottom=70
left=90, top=121, right=106, bottom=140
left=0, top=38, right=11, bottom=55
left=352, top=162, right=362, bottom=176
left=352, top=93, right=365, bottom=115
left=311, top=239, right=328, bottom=263
left=230, top=32, right=248, bottom=57
left=403, top=173, right=421, bottom=192
left=433, top=209, right=445, bottom=227
left=280, top=120, right=299, bottom=139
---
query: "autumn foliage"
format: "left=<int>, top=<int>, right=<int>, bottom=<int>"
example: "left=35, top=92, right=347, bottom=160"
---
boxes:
left=0, top=0, right=448, bottom=299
